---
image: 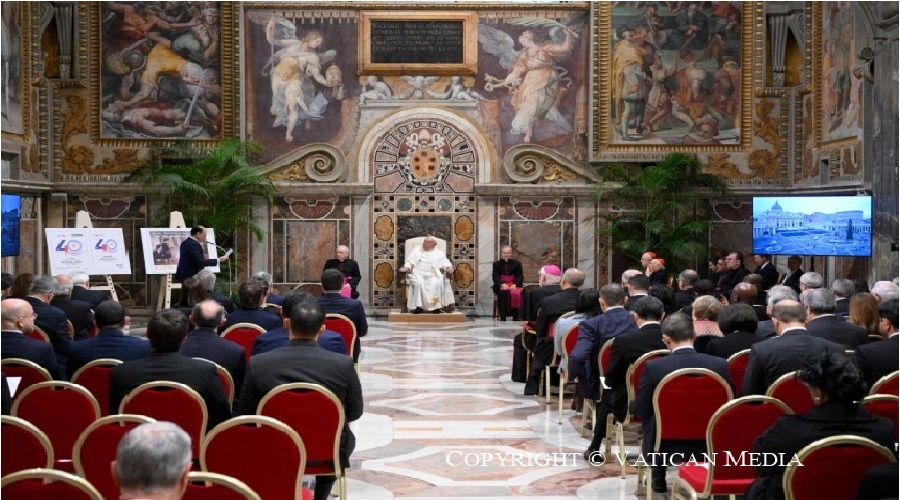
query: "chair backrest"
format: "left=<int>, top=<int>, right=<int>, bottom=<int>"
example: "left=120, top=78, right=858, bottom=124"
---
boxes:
left=324, top=313, right=357, bottom=357
left=71, top=358, right=123, bottom=417
left=26, top=325, right=51, bottom=342
left=120, top=381, right=208, bottom=459
left=625, top=349, right=669, bottom=422
left=598, top=337, right=614, bottom=375
left=561, top=323, right=580, bottom=357
left=868, top=334, right=885, bottom=342
left=202, top=415, right=306, bottom=500
left=783, top=435, right=897, bottom=500
left=1, top=415, right=54, bottom=476
left=765, top=371, right=815, bottom=414
left=194, top=358, right=235, bottom=407
left=73, top=414, right=155, bottom=500
left=185, top=471, right=262, bottom=500
left=702, top=396, right=793, bottom=487
left=12, top=382, right=101, bottom=468
left=870, top=370, right=899, bottom=396
left=652, top=368, right=733, bottom=451
left=862, top=394, right=899, bottom=443
left=726, top=349, right=751, bottom=397
left=1, top=468, right=103, bottom=500
left=258, top=382, right=344, bottom=477
left=66, top=320, right=75, bottom=339
left=1, top=358, right=52, bottom=399
left=221, top=323, right=266, bottom=365
left=404, top=236, right=448, bottom=260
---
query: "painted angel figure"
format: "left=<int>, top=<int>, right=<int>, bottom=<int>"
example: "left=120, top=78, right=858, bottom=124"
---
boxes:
left=394, top=75, right=440, bottom=100
left=479, top=16, right=584, bottom=143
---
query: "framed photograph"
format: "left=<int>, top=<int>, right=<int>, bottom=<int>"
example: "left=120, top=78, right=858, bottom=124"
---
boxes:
left=140, top=228, right=220, bottom=275
left=358, top=11, right=478, bottom=75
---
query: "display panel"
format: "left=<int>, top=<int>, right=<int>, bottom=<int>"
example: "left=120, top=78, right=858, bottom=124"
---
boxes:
left=752, top=196, right=872, bottom=257
left=1, top=194, right=22, bottom=257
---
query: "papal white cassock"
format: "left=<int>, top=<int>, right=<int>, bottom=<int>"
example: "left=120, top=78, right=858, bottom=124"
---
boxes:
left=405, top=245, right=455, bottom=311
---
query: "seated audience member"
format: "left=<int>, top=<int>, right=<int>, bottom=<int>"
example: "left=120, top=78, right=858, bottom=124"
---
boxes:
left=715, top=251, right=750, bottom=299
left=585, top=295, right=666, bottom=458
left=51, top=274, right=95, bottom=340
left=798, top=271, right=824, bottom=291
left=853, top=278, right=871, bottom=295
left=647, top=258, right=668, bottom=286
left=66, top=301, right=150, bottom=379
left=854, top=299, right=899, bottom=388
left=633, top=312, right=733, bottom=494
left=803, top=288, right=869, bottom=349
left=219, top=280, right=282, bottom=332
left=71, top=272, right=111, bottom=307
left=831, top=278, right=855, bottom=316
left=691, top=295, right=723, bottom=352
left=399, top=235, right=455, bottom=314
left=1, top=272, right=12, bottom=299
left=554, top=288, right=601, bottom=376
left=732, top=282, right=767, bottom=321
left=779, top=255, right=804, bottom=294
left=621, top=269, right=641, bottom=289
left=113, top=421, right=192, bottom=500
left=181, top=300, right=246, bottom=398
left=23, top=275, right=71, bottom=378
left=849, top=292, right=881, bottom=337
left=742, top=300, right=844, bottom=396
left=8, top=273, right=34, bottom=299
left=492, top=245, right=524, bottom=321
left=252, top=271, right=283, bottom=305
left=705, top=303, right=763, bottom=359
left=1, top=298, right=61, bottom=379
left=707, top=254, right=727, bottom=283
left=318, top=269, right=368, bottom=362
left=744, top=352, right=895, bottom=500
left=649, top=283, right=677, bottom=316
left=674, top=269, right=699, bottom=309
left=625, top=273, right=651, bottom=310
left=741, top=274, right=770, bottom=308
left=110, top=309, right=230, bottom=429
left=520, top=265, right=563, bottom=321
left=755, top=285, right=797, bottom=339
left=238, top=300, right=363, bottom=500
left=857, top=463, right=900, bottom=500
left=323, top=245, right=362, bottom=300
left=752, top=253, right=778, bottom=290
left=252, top=291, right=347, bottom=356
left=177, top=276, right=208, bottom=311
left=871, top=280, right=899, bottom=304
left=197, top=269, right=236, bottom=313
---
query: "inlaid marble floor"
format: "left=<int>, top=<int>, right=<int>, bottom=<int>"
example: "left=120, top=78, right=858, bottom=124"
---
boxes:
left=344, top=317, right=664, bottom=499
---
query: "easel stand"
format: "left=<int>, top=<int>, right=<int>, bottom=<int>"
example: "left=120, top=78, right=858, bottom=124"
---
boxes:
left=155, top=212, right=185, bottom=311
left=74, top=211, right=119, bottom=303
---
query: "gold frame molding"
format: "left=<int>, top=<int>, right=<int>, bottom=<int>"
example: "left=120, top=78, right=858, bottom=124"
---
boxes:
left=2, top=1, right=32, bottom=142
left=358, top=10, right=478, bottom=76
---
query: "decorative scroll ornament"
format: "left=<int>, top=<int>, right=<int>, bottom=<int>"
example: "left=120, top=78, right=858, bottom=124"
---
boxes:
left=747, top=101, right=781, bottom=179
left=503, top=144, right=600, bottom=183
left=265, top=144, right=345, bottom=182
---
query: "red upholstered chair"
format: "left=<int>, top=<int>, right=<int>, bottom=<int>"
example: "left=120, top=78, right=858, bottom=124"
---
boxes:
left=1, top=415, right=54, bottom=476
left=12, top=381, right=101, bottom=473
left=782, top=435, right=896, bottom=500
left=551, top=322, right=580, bottom=424
left=194, top=358, right=235, bottom=408
left=70, top=358, right=122, bottom=417
left=202, top=415, right=307, bottom=500
left=221, top=323, right=266, bottom=366
left=726, top=349, right=751, bottom=397
left=26, top=325, right=51, bottom=343
left=583, top=338, right=616, bottom=441
left=1, top=358, right=52, bottom=400
left=0, top=468, right=103, bottom=500
left=672, top=396, right=793, bottom=500
left=324, top=313, right=358, bottom=372
left=258, top=382, right=347, bottom=500
left=766, top=371, right=815, bottom=415
left=862, top=394, right=899, bottom=443
left=73, top=414, right=155, bottom=500
left=119, top=381, right=208, bottom=460
left=870, top=370, right=899, bottom=396
left=184, top=472, right=262, bottom=500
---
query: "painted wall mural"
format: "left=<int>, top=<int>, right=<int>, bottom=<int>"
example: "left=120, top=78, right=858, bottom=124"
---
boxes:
left=1, top=2, right=23, bottom=135
left=820, top=1, right=861, bottom=143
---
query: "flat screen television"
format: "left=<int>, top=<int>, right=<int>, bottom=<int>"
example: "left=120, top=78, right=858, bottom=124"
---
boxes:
left=1, top=194, right=22, bottom=257
left=752, top=195, right=872, bottom=257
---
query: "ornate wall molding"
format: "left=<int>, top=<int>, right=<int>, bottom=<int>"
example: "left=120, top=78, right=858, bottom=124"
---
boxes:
left=503, top=144, right=600, bottom=183
left=264, top=143, right=346, bottom=183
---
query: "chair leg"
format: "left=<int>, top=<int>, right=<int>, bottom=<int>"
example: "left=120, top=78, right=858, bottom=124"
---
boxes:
left=635, top=459, right=645, bottom=495
left=558, top=371, right=566, bottom=424
left=616, top=421, right=627, bottom=479
left=605, top=413, right=614, bottom=457
left=339, top=475, right=347, bottom=500
left=581, top=399, right=594, bottom=437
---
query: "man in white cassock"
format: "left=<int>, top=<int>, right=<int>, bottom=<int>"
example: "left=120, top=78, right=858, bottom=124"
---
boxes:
left=399, top=236, right=455, bottom=313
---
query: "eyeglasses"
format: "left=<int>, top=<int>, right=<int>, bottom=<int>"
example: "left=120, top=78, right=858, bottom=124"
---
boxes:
left=18, top=313, right=38, bottom=321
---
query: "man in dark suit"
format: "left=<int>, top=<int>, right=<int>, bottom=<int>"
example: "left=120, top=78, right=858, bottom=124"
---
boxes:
left=752, top=254, right=778, bottom=291
left=779, top=255, right=804, bottom=294
left=174, top=226, right=228, bottom=283
left=633, top=312, right=733, bottom=493
left=519, top=265, right=563, bottom=321
left=318, top=269, right=368, bottom=362
left=804, top=288, right=869, bottom=349
left=674, top=269, right=698, bottom=310
left=253, top=291, right=347, bottom=356
left=705, top=303, right=764, bottom=359
left=251, top=271, right=284, bottom=306
left=181, top=300, right=246, bottom=402
left=492, top=245, right=524, bottom=321
left=70, top=272, right=111, bottom=307
left=742, top=300, right=844, bottom=396
left=754, top=285, right=797, bottom=339
left=323, top=245, right=362, bottom=300
left=1, top=298, right=61, bottom=379
left=109, top=309, right=230, bottom=430
left=585, top=295, right=666, bottom=458
left=831, top=278, right=854, bottom=317
left=524, top=268, right=584, bottom=395
left=238, top=300, right=363, bottom=500
left=624, top=273, right=650, bottom=311
left=731, top=282, right=768, bottom=322
left=854, top=299, right=899, bottom=388
left=715, top=251, right=750, bottom=299
left=569, top=284, right=637, bottom=400
left=197, top=269, right=236, bottom=313
left=23, top=275, right=71, bottom=379
left=647, top=258, right=668, bottom=286
left=51, top=275, right=95, bottom=340
left=219, top=280, right=282, bottom=332
left=66, top=301, right=150, bottom=379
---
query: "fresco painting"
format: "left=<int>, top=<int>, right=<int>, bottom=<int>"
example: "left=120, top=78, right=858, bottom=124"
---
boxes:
left=1, top=2, right=23, bottom=135
left=821, top=1, right=861, bottom=143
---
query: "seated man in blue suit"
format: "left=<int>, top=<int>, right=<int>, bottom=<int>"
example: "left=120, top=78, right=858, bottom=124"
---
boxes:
left=181, top=300, right=247, bottom=401
left=67, top=301, right=150, bottom=379
left=219, top=280, right=282, bottom=333
left=252, top=290, right=347, bottom=356
left=317, top=269, right=368, bottom=362
left=1, top=298, right=61, bottom=380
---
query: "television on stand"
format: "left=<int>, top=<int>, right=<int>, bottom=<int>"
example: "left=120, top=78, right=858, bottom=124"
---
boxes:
left=1, top=194, right=22, bottom=257
left=752, top=195, right=872, bottom=257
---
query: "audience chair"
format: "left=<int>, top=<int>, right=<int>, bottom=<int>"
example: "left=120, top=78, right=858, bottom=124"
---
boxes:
left=12, top=381, right=100, bottom=473
left=551, top=322, right=579, bottom=424
left=73, top=414, right=154, bottom=500
left=782, top=435, right=896, bottom=500
left=119, top=381, right=208, bottom=460
left=65, top=320, right=75, bottom=339
left=220, top=323, right=266, bottom=366
left=869, top=370, right=899, bottom=396
left=765, top=371, right=815, bottom=415
left=26, top=325, right=51, bottom=343
left=202, top=415, right=307, bottom=500
left=185, top=472, right=263, bottom=500
left=1, top=416, right=54, bottom=476
left=726, top=349, right=751, bottom=397
left=862, top=394, right=899, bottom=443
left=537, top=320, right=558, bottom=399
left=582, top=338, right=615, bottom=441
left=1, top=358, right=52, bottom=400
left=672, top=396, right=793, bottom=500
left=324, top=313, right=358, bottom=373
left=258, top=382, right=347, bottom=500
left=1, top=468, right=103, bottom=500
left=70, top=358, right=122, bottom=417
left=193, top=358, right=235, bottom=408
left=868, top=334, right=885, bottom=342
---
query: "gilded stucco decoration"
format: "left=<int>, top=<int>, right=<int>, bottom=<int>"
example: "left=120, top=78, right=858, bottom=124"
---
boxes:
left=61, top=95, right=95, bottom=174
left=503, top=144, right=600, bottom=183
left=265, top=144, right=345, bottom=183
left=374, top=215, right=394, bottom=241
left=374, top=262, right=394, bottom=289
left=746, top=100, right=781, bottom=179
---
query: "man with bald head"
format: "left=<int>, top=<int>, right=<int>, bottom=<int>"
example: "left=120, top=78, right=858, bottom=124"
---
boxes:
left=731, top=282, right=767, bottom=321
left=1, top=298, right=61, bottom=379
left=181, top=300, right=246, bottom=396
left=323, top=245, right=361, bottom=300
left=400, top=236, right=455, bottom=313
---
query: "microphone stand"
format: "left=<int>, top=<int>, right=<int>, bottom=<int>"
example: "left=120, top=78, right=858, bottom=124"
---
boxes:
left=210, top=242, right=235, bottom=297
